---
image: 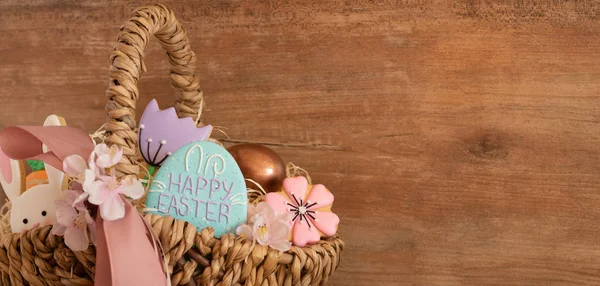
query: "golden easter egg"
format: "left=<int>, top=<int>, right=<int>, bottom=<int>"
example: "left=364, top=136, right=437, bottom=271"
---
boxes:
left=227, top=144, right=286, bottom=193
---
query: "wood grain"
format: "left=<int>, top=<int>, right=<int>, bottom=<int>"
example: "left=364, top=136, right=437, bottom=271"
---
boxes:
left=2, top=0, right=600, bottom=285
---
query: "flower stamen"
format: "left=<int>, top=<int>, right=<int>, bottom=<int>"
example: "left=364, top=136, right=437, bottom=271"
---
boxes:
left=73, top=212, right=87, bottom=229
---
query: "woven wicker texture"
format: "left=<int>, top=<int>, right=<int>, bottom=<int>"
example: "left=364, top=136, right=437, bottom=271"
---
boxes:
left=0, top=4, right=343, bottom=286
left=104, top=3, right=204, bottom=179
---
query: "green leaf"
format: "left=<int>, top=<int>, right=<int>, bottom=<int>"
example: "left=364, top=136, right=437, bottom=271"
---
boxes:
left=27, top=160, right=45, bottom=171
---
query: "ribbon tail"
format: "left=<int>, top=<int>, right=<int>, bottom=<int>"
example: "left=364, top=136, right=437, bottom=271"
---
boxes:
left=95, top=213, right=112, bottom=284
left=95, top=197, right=168, bottom=286
left=138, top=208, right=172, bottom=286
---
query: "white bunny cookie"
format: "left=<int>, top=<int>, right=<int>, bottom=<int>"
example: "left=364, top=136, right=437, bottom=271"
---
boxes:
left=0, top=115, right=67, bottom=233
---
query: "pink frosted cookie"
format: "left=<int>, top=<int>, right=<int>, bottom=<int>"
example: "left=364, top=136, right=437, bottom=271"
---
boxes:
left=264, top=176, right=339, bottom=247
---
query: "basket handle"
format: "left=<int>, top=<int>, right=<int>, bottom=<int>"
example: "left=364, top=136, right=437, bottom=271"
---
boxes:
left=104, top=4, right=204, bottom=178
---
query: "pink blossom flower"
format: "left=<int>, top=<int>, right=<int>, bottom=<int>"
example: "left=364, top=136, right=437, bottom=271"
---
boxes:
left=63, top=143, right=145, bottom=221
left=52, top=189, right=96, bottom=251
left=94, top=144, right=123, bottom=169
left=63, top=154, right=97, bottom=187
left=87, top=175, right=144, bottom=220
left=236, top=202, right=292, bottom=252
left=63, top=154, right=99, bottom=205
left=264, top=176, right=340, bottom=247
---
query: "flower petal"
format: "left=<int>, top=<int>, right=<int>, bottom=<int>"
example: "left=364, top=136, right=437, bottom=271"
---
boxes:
left=255, top=202, right=275, bottom=221
left=95, top=145, right=123, bottom=168
left=87, top=180, right=108, bottom=205
left=100, top=175, right=116, bottom=185
left=268, top=218, right=291, bottom=241
left=246, top=204, right=257, bottom=224
left=73, top=192, right=89, bottom=206
left=55, top=200, right=77, bottom=227
left=276, top=212, right=295, bottom=223
left=99, top=195, right=125, bottom=221
left=283, top=176, right=309, bottom=203
left=254, top=216, right=269, bottom=245
left=119, top=178, right=144, bottom=199
left=311, top=211, right=339, bottom=237
left=83, top=169, right=96, bottom=190
left=64, top=225, right=89, bottom=251
left=96, top=154, right=113, bottom=169
left=265, top=193, right=293, bottom=215
left=305, top=184, right=334, bottom=210
left=292, top=219, right=321, bottom=247
left=83, top=209, right=94, bottom=225
left=87, top=152, right=96, bottom=166
left=109, top=145, right=123, bottom=165
left=94, top=144, right=109, bottom=156
left=268, top=239, right=292, bottom=252
left=236, top=224, right=253, bottom=239
left=63, top=155, right=87, bottom=176
left=63, top=190, right=82, bottom=206
left=52, top=224, right=66, bottom=236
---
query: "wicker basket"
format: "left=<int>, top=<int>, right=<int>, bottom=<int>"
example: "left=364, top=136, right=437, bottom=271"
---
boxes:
left=0, top=4, right=343, bottom=286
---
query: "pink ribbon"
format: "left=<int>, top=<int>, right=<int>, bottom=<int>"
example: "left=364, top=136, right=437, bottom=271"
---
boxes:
left=0, top=125, right=168, bottom=285
left=0, top=126, right=94, bottom=170
left=95, top=196, right=168, bottom=286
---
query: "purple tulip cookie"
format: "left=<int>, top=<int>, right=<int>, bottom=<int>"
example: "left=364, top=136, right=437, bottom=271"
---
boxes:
left=138, top=99, right=212, bottom=166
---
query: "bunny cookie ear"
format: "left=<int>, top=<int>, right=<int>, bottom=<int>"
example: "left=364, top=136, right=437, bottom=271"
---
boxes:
left=0, top=146, right=25, bottom=201
left=0, top=114, right=65, bottom=200
left=41, top=115, right=67, bottom=189
left=42, top=115, right=67, bottom=131
left=41, top=114, right=67, bottom=153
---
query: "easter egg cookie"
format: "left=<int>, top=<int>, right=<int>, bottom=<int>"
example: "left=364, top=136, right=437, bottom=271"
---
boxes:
left=145, top=141, right=248, bottom=237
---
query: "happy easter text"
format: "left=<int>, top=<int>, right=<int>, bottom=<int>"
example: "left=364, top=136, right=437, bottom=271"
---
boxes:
left=155, top=173, right=233, bottom=223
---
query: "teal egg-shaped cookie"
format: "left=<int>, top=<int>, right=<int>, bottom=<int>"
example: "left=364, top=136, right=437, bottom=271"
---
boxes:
left=145, top=141, right=248, bottom=237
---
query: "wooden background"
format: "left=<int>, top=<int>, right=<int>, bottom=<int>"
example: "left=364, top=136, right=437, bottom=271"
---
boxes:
left=2, top=0, right=600, bottom=285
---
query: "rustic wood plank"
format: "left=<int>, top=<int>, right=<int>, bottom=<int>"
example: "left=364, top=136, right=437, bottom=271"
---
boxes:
left=2, top=0, right=600, bottom=285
